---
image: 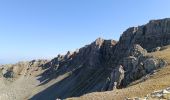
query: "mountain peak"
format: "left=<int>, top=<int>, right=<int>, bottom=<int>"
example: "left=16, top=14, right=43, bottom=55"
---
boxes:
left=94, top=37, right=104, bottom=46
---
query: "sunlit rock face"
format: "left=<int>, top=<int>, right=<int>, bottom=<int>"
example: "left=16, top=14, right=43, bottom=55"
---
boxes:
left=0, top=18, right=170, bottom=100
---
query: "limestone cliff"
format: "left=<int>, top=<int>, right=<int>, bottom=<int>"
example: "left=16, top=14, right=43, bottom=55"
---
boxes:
left=0, top=18, right=170, bottom=100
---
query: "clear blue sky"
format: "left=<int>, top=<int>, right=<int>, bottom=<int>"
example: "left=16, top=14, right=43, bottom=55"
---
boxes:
left=0, top=0, right=170, bottom=64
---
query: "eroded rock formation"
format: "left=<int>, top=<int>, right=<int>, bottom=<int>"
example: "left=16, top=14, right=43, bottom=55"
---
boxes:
left=0, top=18, right=170, bottom=100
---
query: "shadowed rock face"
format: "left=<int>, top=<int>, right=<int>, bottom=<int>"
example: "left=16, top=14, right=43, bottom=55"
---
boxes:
left=1, top=18, right=170, bottom=100
left=32, top=38, right=117, bottom=99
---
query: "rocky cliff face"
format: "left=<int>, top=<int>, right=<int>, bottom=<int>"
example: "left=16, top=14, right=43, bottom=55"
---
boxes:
left=113, top=18, right=170, bottom=62
left=0, top=18, right=170, bottom=100
left=31, top=18, right=169, bottom=99
left=31, top=38, right=117, bottom=99
left=109, top=18, right=170, bottom=88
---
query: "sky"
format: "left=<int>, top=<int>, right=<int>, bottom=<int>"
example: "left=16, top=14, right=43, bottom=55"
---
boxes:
left=0, top=0, right=170, bottom=64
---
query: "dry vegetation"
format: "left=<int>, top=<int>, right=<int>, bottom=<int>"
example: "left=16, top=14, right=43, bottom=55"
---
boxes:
left=68, top=46, right=170, bottom=100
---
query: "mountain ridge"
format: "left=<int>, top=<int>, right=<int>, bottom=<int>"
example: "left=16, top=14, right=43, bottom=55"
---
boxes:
left=0, top=18, right=170, bottom=100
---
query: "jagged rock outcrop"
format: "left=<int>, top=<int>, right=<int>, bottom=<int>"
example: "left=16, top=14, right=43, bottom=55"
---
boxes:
left=113, top=18, right=170, bottom=65
left=120, top=44, right=167, bottom=87
left=26, top=38, right=117, bottom=100
left=0, top=18, right=170, bottom=100
left=99, top=19, right=170, bottom=90
left=24, top=18, right=170, bottom=99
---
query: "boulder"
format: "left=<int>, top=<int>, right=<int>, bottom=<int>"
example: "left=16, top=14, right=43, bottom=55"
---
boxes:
left=152, top=47, right=161, bottom=52
left=129, top=44, right=147, bottom=58
left=143, top=58, right=159, bottom=73
left=3, top=69, right=14, bottom=78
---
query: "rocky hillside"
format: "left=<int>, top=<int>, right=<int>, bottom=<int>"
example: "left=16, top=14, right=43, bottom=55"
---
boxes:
left=70, top=44, right=170, bottom=100
left=0, top=18, right=170, bottom=100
